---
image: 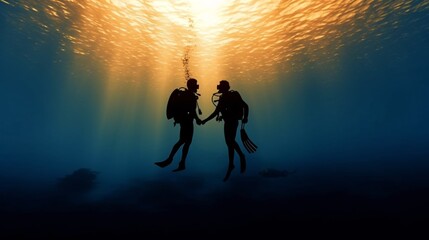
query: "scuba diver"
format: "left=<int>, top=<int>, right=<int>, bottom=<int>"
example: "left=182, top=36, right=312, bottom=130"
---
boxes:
left=155, top=78, right=202, bottom=172
left=202, top=80, right=249, bottom=181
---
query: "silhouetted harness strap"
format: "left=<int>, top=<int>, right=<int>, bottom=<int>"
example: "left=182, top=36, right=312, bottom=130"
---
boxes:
left=240, top=123, right=258, bottom=153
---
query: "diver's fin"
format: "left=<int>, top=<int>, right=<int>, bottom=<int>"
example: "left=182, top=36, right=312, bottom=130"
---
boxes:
left=242, top=131, right=258, bottom=151
left=240, top=127, right=258, bottom=153
left=155, top=158, right=172, bottom=168
left=243, top=138, right=257, bottom=153
left=245, top=140, right=257, bottom=153
left=223, top=165, right=235, bottom=182
left=241, top=134, right=255, bottom=153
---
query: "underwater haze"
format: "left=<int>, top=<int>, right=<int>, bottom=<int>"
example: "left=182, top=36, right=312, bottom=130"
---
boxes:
left=1, top=0, right=429, bottom=238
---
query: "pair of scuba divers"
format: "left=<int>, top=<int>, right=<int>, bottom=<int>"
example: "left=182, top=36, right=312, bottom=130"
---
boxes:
left=155, top=79, right=256, bottom=182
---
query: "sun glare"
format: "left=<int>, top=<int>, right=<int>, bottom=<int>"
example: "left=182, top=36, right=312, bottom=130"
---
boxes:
left=110, top=0, right=143, bottom=8
left=188, top=1, right=228, bottom=28
left=8, top=0, right=427, bottom=83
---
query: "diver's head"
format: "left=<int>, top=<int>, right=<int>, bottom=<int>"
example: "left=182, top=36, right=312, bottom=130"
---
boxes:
left=217, top=80, right=230, bottom=93
left=187, top=78, right=199, bottom=92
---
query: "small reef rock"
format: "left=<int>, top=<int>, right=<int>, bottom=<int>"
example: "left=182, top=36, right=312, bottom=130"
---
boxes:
left=259, top=168, right=296, bottom=178
left=58, top=168, right=98, bottom=193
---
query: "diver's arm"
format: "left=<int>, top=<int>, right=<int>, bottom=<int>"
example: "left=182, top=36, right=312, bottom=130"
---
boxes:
left=202, top=107, right=220, bottom=124
left=242, top=100, right=249, bottom=123
left=191, top=99, right=202, bottom=125
left=193, top=109, right=202, bottom=125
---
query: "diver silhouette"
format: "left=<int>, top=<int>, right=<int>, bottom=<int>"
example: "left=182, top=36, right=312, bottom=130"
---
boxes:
left=155, top=78, right=202, bottom=172
left=202, top=80, right=249, bottom=181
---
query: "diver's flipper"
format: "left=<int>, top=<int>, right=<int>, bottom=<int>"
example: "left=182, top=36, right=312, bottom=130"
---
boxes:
left=244, top=139, right=257, bottom=153
left=223, top=165, right=235, bottom=182
left=242, top=130, right=257, bottom=153
left=155, top=158, right=172, bottom=168
left=240, top=124, right=258, bottom=154
left=243, top=137, right=257, bottom=153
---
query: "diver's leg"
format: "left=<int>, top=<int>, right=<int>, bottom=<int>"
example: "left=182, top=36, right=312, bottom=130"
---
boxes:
left=223, top=121, right=236, bottom=181
left=228, top=120, right=246, bottom=173
left=173, top=121, right=193, bottom=172
left=223, top=143, right=235, bottom=182
left=155, top=125, right=185, bottom=168
left=234, top=141, right=246, bottom=173
left=155, top=141, right=182, bottom=167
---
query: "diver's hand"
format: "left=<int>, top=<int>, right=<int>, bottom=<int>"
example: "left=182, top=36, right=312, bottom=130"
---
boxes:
left=196, top=118, right=202, bottom=125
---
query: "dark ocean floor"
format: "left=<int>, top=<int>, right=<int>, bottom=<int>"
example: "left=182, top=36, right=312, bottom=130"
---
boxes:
left=1, top=168, right=428, bottom=239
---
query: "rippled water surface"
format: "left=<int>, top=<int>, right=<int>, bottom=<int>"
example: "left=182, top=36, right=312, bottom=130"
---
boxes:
left=1, top=2, right=429, bottom=236
left=2, top=0, right=429, bottom=83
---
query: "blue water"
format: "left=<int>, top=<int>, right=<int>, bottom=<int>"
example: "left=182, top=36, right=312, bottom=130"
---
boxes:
left=1, top=2, right=429, bottom=238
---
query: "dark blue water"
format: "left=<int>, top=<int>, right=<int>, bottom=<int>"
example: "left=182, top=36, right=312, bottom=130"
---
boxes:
left=1, top=1, right=429, bottom=238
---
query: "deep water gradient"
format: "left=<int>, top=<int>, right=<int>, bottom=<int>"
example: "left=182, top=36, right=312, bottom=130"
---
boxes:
left=1, top=1, right=429, bottom=238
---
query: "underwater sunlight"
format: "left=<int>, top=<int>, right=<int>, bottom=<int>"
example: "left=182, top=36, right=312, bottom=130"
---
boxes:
left=1, top=0, right=429, bottom=237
